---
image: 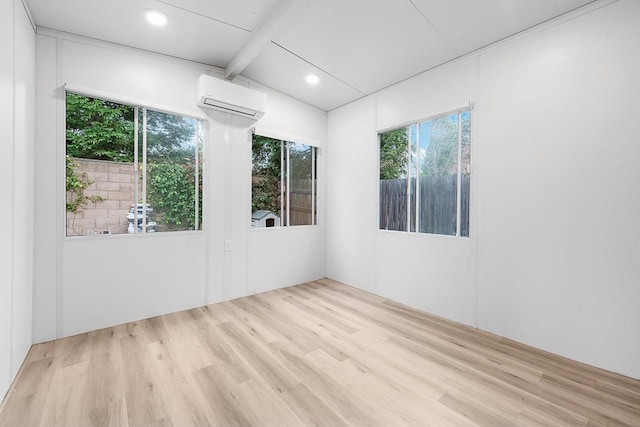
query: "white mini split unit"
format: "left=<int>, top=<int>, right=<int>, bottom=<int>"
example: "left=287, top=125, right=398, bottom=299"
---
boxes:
left=197, top=74, right=266, bottom=120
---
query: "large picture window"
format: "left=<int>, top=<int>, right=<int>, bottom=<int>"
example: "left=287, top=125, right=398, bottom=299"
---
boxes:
left=251, top=133, right=317, bottom=228
left=379, top=108, right=471, bottom=237
left=65, top=92, right=203, bottom=236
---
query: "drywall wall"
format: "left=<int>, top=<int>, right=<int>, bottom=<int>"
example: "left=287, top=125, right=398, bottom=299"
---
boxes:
left=0, top=0, right=15, bottom=400
left=326, top=97, right=379, bottom=294
left=33, top=32, right=327, bottom=340
left=327, top=57, right=479, bottom=327
left=0, top=0, right=35, bottom=400
left=247, top=88, right=327, bottom=296
left=11, top=0, right=35, bottom=383
left=326, top=0, right=640, bottom=378
left=475, top=0, right=640, bottom=380
left=33, top=33, right=58, bottom=344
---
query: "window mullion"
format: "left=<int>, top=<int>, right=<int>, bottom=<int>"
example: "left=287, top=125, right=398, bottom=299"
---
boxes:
left=286, top=142, right=291, bottom=227
left=194, top=121, right=201, bottom=230
left=456, top=112, right=463, bottom=237
left=406, top=129, right=411, bottom=232
left=142, top=108, right=148, bottom=233
left=133, top=107, right=139, bottom=234
left=280, top=141, right=284, bottom=225
left=415, top=123, right=420, bottom=233
left=311, top=146, right=316, bottom=226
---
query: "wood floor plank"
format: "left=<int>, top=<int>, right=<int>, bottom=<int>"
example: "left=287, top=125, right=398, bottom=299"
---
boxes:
left=0, top=357, right=57, bottom=427
left=1, top=280, right=638, bottom=426
left=230, top=378, right=305, bottom=427
left=147, top=340, right=217, bottom=427
left=279, top=383, right=349, bottom=427
left=119, top=334, right=169, bottom=426
left=85, top=328, right=128, bottom=427
left=191, top=363, right=253, bottom=427
left=39, top=360, right=91, bottom=426
left=268, top=341, right=384, bottom=427
left=217, top=321, right=301, bottom=393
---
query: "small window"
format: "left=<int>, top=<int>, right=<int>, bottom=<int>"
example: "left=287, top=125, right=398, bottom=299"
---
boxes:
left=379, top=109, right=471, bottom=237
left=65, top=92, right=203, bottom=236
left=251, top=133, right=317, bottom=228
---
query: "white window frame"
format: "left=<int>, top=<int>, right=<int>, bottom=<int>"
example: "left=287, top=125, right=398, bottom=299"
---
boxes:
left=378, top=105, right=472, bottom=237
left=251, top=131, right=318, bottom=229
left=64, top=87, right=205, bottom=237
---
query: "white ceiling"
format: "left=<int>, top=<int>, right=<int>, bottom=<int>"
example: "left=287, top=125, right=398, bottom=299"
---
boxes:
left=25, top=0, right=596, bottom=111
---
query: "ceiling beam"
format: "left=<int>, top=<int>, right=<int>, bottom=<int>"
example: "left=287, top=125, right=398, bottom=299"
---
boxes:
left=225, top=0, right=304, bottom=81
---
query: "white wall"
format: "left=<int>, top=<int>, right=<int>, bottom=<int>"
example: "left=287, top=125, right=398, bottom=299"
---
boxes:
left=475, top=0, right=640, bottom=380
left=0, top=0, right=35, bottom=400
left=326, top=0, right=640, bottom=379
left=0, top=0, right=15, bottom=401
left=248, top=89, right=327, bottom=295
left=33, top=33, right=327, bottom=341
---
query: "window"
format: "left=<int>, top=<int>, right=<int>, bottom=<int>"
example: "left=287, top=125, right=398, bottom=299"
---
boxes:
left=251, top=133, right=317, bottom=228
left=65, top=92, right=203, bottom=236
left=379, top=108, right=471, bottom=237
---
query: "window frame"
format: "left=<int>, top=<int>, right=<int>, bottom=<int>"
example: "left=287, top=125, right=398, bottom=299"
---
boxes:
left=378, top=105, right=472, bottom=238
left=251, top=131, right=318, bottom=230
left=63, top=86, right=206, bottom=238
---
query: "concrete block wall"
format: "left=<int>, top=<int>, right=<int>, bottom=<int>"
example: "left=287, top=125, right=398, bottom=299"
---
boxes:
left=66, top=158, right=137, bottom=236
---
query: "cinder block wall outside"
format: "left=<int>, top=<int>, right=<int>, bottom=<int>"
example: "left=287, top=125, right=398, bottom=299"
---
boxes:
left=66, top=158, right=137, bottom=236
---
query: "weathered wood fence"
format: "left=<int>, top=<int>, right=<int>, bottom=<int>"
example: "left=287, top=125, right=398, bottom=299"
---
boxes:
left=253, top=176, right=316, bottom=226
left=288, top=179, right=316, bottom=225
left=380, top=174, right=470, bottom=236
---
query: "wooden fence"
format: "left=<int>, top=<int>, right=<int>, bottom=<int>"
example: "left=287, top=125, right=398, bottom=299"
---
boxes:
left=252, top=176, right=316, bottom=226
left=288, top=179, right=316, bottom=225
left=380, top=174, right=470, bottom=236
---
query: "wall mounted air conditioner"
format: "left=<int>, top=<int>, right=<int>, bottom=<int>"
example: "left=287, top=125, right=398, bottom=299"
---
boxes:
left=197, top=74, right=266, bottom=120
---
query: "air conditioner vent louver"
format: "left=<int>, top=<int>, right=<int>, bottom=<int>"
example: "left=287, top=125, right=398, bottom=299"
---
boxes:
left=201, top=98, right=259, bottom=117
left=197, top=74, right=266, bottom=120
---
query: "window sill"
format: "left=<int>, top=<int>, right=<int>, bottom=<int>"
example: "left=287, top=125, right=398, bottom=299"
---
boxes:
left=64, top=229, right=205, bottom=241
left=250, top=224, right=319, bottom=232
left=377, top=229, right=473, bottom=241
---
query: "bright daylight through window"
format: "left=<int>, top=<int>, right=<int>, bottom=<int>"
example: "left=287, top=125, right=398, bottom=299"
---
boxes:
left=379, top=109, right=471, bottom=236
left=251, top=133, right=317, bottom=228
left=65, top=92, right=203, bottom=236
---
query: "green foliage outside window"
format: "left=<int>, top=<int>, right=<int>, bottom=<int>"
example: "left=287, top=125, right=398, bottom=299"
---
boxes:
left=65, top=155, right=103, bottom=213
left=379, top=128, right=408, bottom=180
left=147, top=159, right=202, bottom=230
left=66, top=93, right=135, bottom=162
left=251, top=134, right=281, bottom=214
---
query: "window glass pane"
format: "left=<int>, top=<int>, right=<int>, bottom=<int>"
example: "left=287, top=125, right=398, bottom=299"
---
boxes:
left=418, top=113, right=459, bottom=236
left=145, top=109, right=199, bottom=232
left=129, top=107, right=145, bottom=234
left=252, top=135, right=282, bottom=228
left=313, top=150, right=318, bottom=226
left=196, top=122, right=204, bottom=230
left=289, top=142, right=314, bottom=226
left=446, top=111, right=471, bottom=237
left=379, top=127, right=410, bottom=231
left=65, top=93, right=135, bottom=236
left=460, top=111, right=471, bottom=237
left=409, top=124, right=418, bottom=232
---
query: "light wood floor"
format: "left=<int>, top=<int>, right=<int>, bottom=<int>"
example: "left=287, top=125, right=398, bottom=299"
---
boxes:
left=1, top=279, right=639, bottom=426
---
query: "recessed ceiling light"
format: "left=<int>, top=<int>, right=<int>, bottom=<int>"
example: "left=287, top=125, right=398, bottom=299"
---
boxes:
left=305, top=74, right=319, bottom=85
left=145, top=9, right=168, bottom=26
